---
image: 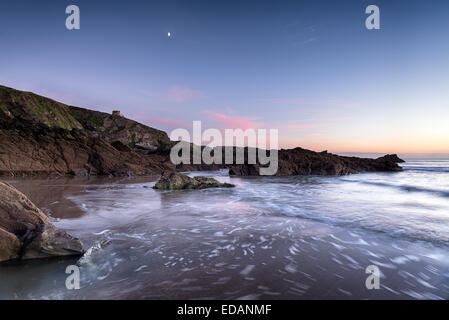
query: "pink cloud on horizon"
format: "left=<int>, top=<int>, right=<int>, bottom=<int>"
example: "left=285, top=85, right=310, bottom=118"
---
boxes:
left=204, top=111, right=264, bottom=130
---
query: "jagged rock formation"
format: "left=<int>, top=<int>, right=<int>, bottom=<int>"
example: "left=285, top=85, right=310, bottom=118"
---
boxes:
left=0, top=119, right=173, bottom=176
left=174, top=146, right=404, bottom=176
left=153, top=171, right=235, bottom=190
left=228, top=148, right=405, bottom=176
left=0, top=181, right=84, bottom=262
left=70, top=106, right=173, bottom=153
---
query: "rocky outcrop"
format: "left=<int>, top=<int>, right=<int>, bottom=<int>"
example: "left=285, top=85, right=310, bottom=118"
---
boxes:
left=0, top=85, right=172, bottom=154
left=0, top=118, right=173, bottom=177
left=153, top=171, right=235, bottom=190
left=70, top=106, right=173, bottom=153
left=174, top=146, right=404, bottom=176
left=228, top=148, right=404, bottom=176
left=0, top=181, right=84, bottom=262
left=0, top=85, right=175, bottom=177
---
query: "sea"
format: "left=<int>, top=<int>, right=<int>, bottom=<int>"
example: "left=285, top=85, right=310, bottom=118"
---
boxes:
left=1, top=159, right=449, bottom=299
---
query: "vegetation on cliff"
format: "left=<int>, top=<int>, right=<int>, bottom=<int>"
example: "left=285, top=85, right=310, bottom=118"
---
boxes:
left=0, top=85, right=172, bottom=153
left=0, top=85, right=83, bottom=130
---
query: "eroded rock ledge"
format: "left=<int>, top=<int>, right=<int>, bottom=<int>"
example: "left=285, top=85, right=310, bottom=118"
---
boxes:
left=0, top=181, right=84, bottom=262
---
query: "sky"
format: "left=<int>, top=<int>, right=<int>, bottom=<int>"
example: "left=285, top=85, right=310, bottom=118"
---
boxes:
left=1, top=0, right=448, bottom=155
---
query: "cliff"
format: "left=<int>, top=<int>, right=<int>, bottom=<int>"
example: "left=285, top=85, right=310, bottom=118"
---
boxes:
left=70, top=106, right=173, bottom=153
left=0, top=85, right=172, bottom=153
left=0, top=85, right=173, bottom=176
left=0, top=85, right=82, bottom=130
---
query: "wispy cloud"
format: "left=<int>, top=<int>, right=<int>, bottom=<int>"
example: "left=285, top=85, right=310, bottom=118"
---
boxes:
left=204, top=111, right=264, bottom=130
left=302, top=37, right=320, bottom=45
left=166, top=85, right=206, bottom=103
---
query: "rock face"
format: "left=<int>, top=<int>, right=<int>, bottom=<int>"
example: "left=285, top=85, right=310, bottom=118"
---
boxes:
left=153, top=171, right=235, bottom=190
left=0, top=181, right=84, bottom=262
left=0, top=119, right=173, bottom=177
left=0, top=85, right=174, bottom=177
left=70, top=106, right=173, bottom=153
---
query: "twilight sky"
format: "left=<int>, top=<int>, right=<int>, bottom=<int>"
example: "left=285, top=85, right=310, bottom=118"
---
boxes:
left=1, top=0, right=448, bottom=154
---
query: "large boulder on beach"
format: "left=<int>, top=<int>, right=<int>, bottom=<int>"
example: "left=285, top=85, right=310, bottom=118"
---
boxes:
left=153, top=171, right=235, bottom=190
left=0, top=181, right=84, bottom=262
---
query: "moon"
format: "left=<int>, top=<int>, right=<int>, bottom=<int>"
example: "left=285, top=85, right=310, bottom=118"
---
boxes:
left=167, top=32, right=171, bottom=37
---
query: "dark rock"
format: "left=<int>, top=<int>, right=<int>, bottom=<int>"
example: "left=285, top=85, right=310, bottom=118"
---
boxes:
left=0, top=181, right=84, bottom=262
left=375, top=154, right=406, bottom=163
left=153, top=171, right=235, bottom=190
left=0, top=117, right=172, bottom=177
left=0, top=85, right=173, bottom=177
left=70, top=105, right=172, bottom=153
left=111, top=141, right=133, bottom=152
left=228, top=147, right=404, bottom=176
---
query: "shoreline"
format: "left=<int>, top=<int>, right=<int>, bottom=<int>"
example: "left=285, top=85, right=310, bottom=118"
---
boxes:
left=1, top=171, right=449, bottom=299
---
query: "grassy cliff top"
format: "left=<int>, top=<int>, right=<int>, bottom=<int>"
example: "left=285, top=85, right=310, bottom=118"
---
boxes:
left=0, top=85, right=83, bottom=130
left=0, top=85, right=172, bottom=151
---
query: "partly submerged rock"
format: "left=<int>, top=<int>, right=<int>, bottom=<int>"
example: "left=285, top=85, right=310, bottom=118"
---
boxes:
left=153, top=171, right=235, bottom=190
left=0, top=181, right=84, bottom=262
